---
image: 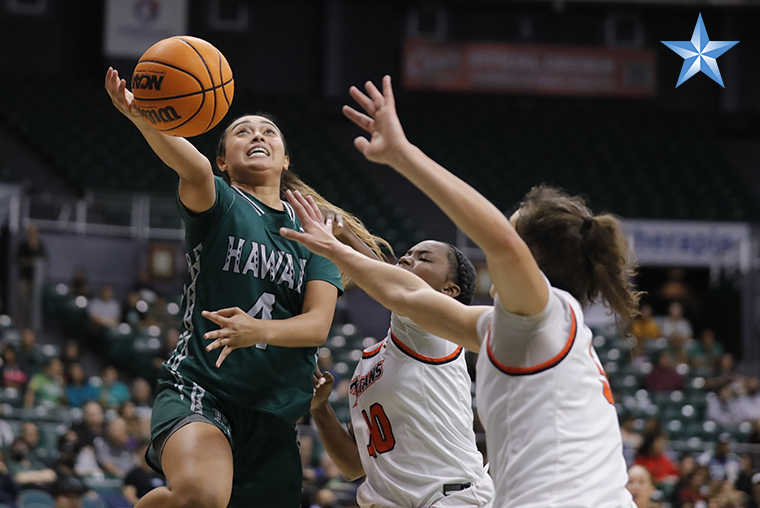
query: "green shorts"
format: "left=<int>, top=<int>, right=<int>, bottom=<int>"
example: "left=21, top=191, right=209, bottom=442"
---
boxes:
left=148, top=370, right=303, bottom=508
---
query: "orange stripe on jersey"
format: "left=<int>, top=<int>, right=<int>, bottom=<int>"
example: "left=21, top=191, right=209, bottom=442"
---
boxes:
left=487, top=305, right=578, bottom=376
left=362, top=341, right=384, bottom=359
left=390, top=330, right=463, bottom=365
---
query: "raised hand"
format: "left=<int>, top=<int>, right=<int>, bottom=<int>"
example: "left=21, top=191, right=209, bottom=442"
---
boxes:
left=319, top=207, right=347, bottom=240
left=342, top=75, right=410, bottom=166
left=202, top=307, right=264, bottom=368
left=311, top=366, right=335, bottom=410
left=280, top=190, right=344, bottom=257
left=104, top=67, right=145, bottom=125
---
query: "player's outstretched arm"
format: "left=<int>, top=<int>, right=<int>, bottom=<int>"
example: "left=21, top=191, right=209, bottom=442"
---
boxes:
left=104, top=67, right=215, bottom=212
left=343, top=76, right=547, bottom=316
left=310, top=368, right=365, bottom=481
left=281, top=191, right=485, bottom=352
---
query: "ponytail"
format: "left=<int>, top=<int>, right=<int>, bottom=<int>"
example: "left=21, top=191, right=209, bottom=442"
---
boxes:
left=516, top=185, right=641, bottom=329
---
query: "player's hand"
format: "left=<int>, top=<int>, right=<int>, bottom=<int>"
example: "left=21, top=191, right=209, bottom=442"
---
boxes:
left=342, top=75, right=410, bottom=166
left=311, top=366, right=334, bottom=410
left=319, top=207, right=347, bottom=240
left=202, top=307, right=264, bottom=368
left=104, top=67, right=145, bottom=124
left=280, top=190, right=344, bottom=257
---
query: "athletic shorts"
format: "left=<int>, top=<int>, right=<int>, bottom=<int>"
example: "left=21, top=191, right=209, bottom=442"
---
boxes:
left=147, top=370, right=302, bottom=508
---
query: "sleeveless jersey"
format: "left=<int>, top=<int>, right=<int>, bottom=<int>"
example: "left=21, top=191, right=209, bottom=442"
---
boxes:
left=475, top=286, right=634, bottom=508
left=351, top=313, right=494, bottom=508
left=165, top=176, right=342, bottom=424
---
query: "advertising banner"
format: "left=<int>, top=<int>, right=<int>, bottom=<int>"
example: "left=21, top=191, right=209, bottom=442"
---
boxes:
left=104, top=0, right=189, bottom=58
left=403, top=39, right=656, bottom=97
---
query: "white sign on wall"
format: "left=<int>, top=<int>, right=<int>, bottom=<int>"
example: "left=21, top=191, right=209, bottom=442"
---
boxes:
left=623, top=219, right=751, bottom=273
left=103, top=0, right=189, bottom=58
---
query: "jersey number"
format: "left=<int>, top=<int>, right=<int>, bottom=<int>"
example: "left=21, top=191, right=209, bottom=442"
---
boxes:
left=589, top=344, right=614, bottom=405
left=361, top=403, right=396, bottom=457
left=247, top=292, right=275, bottom=350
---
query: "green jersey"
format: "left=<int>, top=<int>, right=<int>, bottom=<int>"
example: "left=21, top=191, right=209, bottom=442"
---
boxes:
left=166, top=176, right=342, bottom=424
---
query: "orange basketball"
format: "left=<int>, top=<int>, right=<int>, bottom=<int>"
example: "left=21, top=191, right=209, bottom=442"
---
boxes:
left=131, top=36, right=234, bottom=137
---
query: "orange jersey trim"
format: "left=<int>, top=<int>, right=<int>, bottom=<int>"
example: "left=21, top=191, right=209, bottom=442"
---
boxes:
left=362, top=341, right=385, bottom=359
left=487, top=305, right=578, bottom=376
left=390, top=330, right=463, bottom=365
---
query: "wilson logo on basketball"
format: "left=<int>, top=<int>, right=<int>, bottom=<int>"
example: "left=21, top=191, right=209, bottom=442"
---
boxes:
left=137, top=106, right=182, bottom=125
left=132, top=74, right=165, bottom=91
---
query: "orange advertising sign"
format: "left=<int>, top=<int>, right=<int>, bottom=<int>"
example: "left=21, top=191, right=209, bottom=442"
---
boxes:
left=403, top=40, right=656, bottom=97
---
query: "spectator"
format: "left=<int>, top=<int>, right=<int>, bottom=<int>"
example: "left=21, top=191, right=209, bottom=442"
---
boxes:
left=627, top=465, right=655, bottom=508
left=635, top=432, right=680, bottom=484
left=16, top=224, right=47, bottom=330
left=631, top=304, right=661, bottom=342
left=130, top=377, right=153, bottom=421
left=60, top=341, right=81, bottom=373
left=0, top=449, right=20, bottom=508
left=144, top=295, right=175, bottom=330
left=69, top=267, right=90, bottom=299
left=661, top=302, right=693, bottom=340
left=72, top=400, right=105, bottom=449
left=16, top=329, right=44, bottom=377
left=24, top=358, right=66, bottom=408
left=65, top=363, right=98, bottom=409
left=621, top=416, right=644, bottom=467
left=707, top=385, right=743, bottom=426
left=123, top=441, right=166, bottom=506
left=689, top=329, right=724, bottom=373
left=677, top=465, right=710, bottom=507
left=1, top=345, right=28, bottom=390
left=118, top=401, right=145, bottom=443
left=87, top=285, right=121, bottom=329
left=20, top=422, right=53, bottom=466
left=0, top=406, right=14, bottom=449
left=645, top=352, right=685, bottom=392
left=6, top=437, right=56, bottom=490
left=122, top=293, right=147, bottom=328
left=736, top=377, right=760, bottom=422
left=668, top=333, right=693, bottom=366
left=747, top=473, right=760, bottom=508
left=51, top=473, right=87, bottom=508
left=699, top=433, right=741, bottom=484
left=98, top=366, right=130, bottom=410
left=704, top=353, right=741, bottom=392
left=93, top=418, right=134, bottom=479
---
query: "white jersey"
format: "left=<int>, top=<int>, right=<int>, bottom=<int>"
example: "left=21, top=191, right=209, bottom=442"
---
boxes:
left=475, top=284, right=635, bottom=508
left=350, top=313, right=495, bottom=508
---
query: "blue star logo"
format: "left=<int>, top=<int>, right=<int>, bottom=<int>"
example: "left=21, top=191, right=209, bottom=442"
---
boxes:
left=661, top=13, right=738, bottom=88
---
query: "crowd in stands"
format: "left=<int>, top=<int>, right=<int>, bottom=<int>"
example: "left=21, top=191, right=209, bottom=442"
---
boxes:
left=3, top=251, right=760, bottom=508
left=622, top=301, right=760, bottom=508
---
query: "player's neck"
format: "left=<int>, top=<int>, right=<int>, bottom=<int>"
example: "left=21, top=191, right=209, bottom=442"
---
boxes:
left=233, top=180, right=283, bottom=210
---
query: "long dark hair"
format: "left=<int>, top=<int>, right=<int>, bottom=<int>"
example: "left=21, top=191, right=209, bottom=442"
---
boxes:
left=216, top=114, right=393, bottom=279
left=515, top=185, right=641, bottom=326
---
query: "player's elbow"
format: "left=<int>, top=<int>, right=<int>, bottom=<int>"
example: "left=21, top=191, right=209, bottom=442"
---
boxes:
left=341, top=466, right=366, bottom=482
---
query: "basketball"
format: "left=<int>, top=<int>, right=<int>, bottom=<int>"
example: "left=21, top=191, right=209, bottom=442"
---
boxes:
left=131, top=36, right=234, bottom=137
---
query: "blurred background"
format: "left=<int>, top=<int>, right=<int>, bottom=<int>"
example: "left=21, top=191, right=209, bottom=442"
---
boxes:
left=0, top=1, right=759, bottom=507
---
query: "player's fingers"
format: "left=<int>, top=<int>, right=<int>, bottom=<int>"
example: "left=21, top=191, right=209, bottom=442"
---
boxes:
left=349, top=86, right=375, bottom=114
left=279, top=227, right=312, bottom=247
left=365, top=80, right=384, bottom=104
left=382, top=75, right=395, bottom=107
left=323, top=371, right=335, bottom=385
left=285, top=191, right=313, bottom=225
left=305, top=195, right=325, bottom=222
left=201, top=310, right=227, bottom=325
left=342, top=106, right=373, bottom=132
left=354, top=136, right=370, bottom=154
left=214, top=307, right=240, bottom=318
left=205, top=338, right=224, bottom=351
left=292, top=191, right=321, bottom=222
left=216, top=346, right=233, bottom=368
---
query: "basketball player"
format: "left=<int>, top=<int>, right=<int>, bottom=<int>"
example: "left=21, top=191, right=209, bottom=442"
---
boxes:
left=309, top=239, right=494, bottom=507
left=281, top=76, right=640, bottom=507
left=104, top=68, right=385, bottom=508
